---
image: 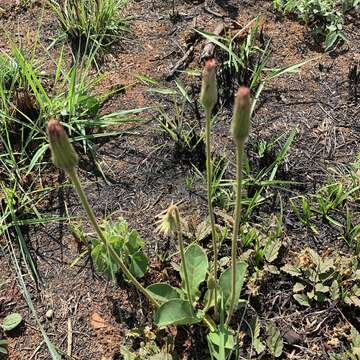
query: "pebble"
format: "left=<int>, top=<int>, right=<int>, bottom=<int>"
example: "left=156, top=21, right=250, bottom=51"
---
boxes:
left=46, top=309, right=54, bottom=319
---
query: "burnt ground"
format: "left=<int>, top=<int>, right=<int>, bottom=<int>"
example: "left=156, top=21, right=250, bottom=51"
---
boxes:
left=0, top=0, right=359, bottom=359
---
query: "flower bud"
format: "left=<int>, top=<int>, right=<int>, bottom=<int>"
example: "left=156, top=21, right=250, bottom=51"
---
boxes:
left=231, top=87, right=251, bottom=143
left=47, top=119, right=79, bottom=170
left=200, top=58, right=217, bottom=113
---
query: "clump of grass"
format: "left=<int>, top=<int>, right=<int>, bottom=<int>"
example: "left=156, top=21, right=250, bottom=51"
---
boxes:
left=48, top=0, right=129, bottom=53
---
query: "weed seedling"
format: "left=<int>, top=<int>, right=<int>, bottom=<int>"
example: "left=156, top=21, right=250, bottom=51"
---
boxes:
left=313, top=181, right=359, bottom=227
left=153, top=80, right=206, bottom=168
left=341, top=206, right=360, bottom=254
left=290, top=195, right=318, bottom=234
left=92, top=219, right=149, bottom=280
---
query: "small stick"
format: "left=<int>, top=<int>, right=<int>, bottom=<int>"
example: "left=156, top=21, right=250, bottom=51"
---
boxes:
left=165, top=45, right=195, bottom=80
left=67, top=319, right=72, bottom=357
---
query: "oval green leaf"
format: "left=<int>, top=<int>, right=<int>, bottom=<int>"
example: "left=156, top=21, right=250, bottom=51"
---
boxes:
left=129, top=252, right=149, bottom=278
left=2, top=313, right=23, bottom=331
left=181, top=244, right=208, bottom=300
left=147, top=283, right=180, bottom=304
left=219, top=261, right=247, bottom=310
left=154, top=299, right=200, bottom=328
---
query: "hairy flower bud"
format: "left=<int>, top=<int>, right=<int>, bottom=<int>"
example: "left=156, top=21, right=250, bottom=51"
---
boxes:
left=47, top=119, right=78, bottom=170
left=200, top=58, right=217, bottom=113
left=231, top=87, right=251, bottom=143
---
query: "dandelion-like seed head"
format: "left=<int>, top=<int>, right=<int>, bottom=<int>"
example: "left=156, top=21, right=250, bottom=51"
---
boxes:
left=155, top=203, right=178, bottom=236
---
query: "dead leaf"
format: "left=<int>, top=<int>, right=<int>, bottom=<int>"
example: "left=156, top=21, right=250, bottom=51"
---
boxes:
left=90, top=312, right=110, bottom=330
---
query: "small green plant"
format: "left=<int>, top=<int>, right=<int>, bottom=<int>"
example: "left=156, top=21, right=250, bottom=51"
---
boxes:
left=48, top=0, right=129, bottom=52
left=193, top=155, right=231, bottom=210
left=273, top=0, right=360, bottom=49
left=219, top=129, right=298, bottom=221
left=282, top=248, right=360, bottom=307
left=211, top=157, right=232, bottom=210
left=69, top=218, right=149, bottom=281
left=247, top=318, right=284, bottom=357
left=313, top=181, right=359, bottom=226
left=92, top=219, right=149, bottom=279
left=184, top=174, right=195, bottom=193
left=290, top=166, right=359, bottom=237
left=265, top=323, right=284, bottom=358
left=290, top=195, right=318, bottom=233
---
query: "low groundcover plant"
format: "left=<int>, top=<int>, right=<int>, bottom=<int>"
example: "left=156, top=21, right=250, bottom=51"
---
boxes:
left=47, top=59, right=252, bottom=358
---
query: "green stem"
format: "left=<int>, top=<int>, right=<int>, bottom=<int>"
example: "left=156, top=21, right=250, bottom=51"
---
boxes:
left=203, top=314, right=216, bottom=332
left=66, top=167, right=159, bottom=308
left=203, top=288, right=213, bottom=313
left=226, top=140, right=244, bottom=325
left=205, top=109, right=218, bottom=314
left=174, top=207, right=194, bottom=314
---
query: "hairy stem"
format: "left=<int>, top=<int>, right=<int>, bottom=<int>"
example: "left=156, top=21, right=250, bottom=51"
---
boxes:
left=174, top=207, right=194, bottom=314
left=205, top=108, right=218, bottom=314
left=226, top=140, right=244, bottom=325
left=66, top=167, right=159, bottom=308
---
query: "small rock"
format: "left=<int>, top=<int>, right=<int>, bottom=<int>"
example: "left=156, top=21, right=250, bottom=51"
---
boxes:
left=46, top=309, right=54, bottom=320
left=283, top=328, right=302, bottom=345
